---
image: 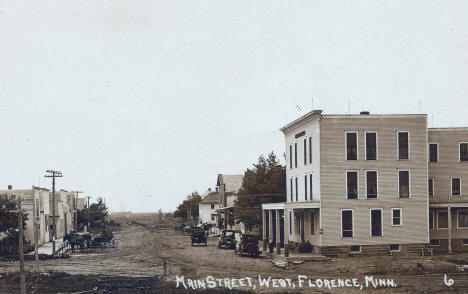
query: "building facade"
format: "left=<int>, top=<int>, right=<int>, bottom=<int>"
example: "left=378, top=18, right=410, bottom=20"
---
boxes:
left=263, top=110, right=434, bottom=256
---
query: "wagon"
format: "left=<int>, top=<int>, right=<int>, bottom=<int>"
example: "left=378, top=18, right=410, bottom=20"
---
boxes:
left=234, top=232, right=260, bottom=257
left=190, top=227, right=207, bottom=246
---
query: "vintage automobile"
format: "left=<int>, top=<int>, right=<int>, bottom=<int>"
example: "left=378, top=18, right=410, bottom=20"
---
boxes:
left=190, top=227, right=207, bottom=246
left=234, top=232, right=260, bottom=257
left=217, top=229, right=239, bottom=249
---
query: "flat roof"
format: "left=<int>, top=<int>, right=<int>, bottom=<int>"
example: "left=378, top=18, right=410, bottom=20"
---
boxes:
left=429, top=127, right=468, bottom=132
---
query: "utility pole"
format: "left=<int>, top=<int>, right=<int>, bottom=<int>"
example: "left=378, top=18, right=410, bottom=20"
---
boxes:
left=45, top=170, right=62, bottom=256
left=73, top=191, right=83, bottom=231
left=15, top=198, right=26, bottom=294
left=32, top=187, right=39, bottom=273
left=85, top=196, right=92, bottom=231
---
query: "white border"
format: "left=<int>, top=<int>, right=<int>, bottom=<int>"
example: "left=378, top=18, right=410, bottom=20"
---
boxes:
left=365, top=131, right=378, bottom=160
left=370, top=208, right=383, bottom=237
left=428, top=143, right=439, bottom=162
left=341, top=209, right=354, bottom=238
left=451, top=177, right=461, bottom=196
left=346, top=170, right=359, bottom=199
left=365, top=170, right=379, bottom=199
left=391, top=208, right=402, bottom=226
left=397, top=131, right=410, bottom=160
left=456, top=210, right=468, bottom=229
left=345, top=131, right=358, bottom=160
left=398, top=170, right=411, bottom=198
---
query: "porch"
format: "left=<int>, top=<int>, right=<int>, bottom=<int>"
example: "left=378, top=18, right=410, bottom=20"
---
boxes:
left=430, top=203, right=468, bottom=253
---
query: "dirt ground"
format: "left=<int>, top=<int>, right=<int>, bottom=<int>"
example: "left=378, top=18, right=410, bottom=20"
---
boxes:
left=2, top=213, right=468, bottom=293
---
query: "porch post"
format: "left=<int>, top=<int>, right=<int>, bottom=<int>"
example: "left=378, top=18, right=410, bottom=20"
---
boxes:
left=262, top=210, right=267, bottom=251
left=275, top=210, right=281, bottom=254
left=448, top=207, right=453, bottom=254
left=268, top=210, right=273, bottom=243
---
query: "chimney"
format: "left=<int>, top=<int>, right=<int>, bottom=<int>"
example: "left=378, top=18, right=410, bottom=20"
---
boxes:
left=208, top=188, right=211, bottom=192
left=215, top=187, right=219, bottom=192
left=8, top=185, right=12, bottom=190
left=312, top=109, right=323, bottom=115
left=360, top=111, right=370, bottom=115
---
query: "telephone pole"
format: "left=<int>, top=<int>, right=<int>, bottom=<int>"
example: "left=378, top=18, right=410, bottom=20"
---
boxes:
left=14, top=198, right=26, bottom=294
left=85, top=196, right=92, bottom=231
left=73, top=191, right=83, bottom=231
left=45, top=170, right=62, bottom=255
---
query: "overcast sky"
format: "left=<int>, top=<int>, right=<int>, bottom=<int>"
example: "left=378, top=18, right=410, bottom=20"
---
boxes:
left=1, top=1, right=467, bottom=212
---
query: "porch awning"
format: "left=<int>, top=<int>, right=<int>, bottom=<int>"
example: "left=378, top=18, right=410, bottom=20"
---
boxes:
left=430, top=203, right=468, bottom=208
left=262, top=202, right=285, bottom=210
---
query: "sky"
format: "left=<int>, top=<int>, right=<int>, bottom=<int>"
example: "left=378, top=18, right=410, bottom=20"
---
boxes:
left=1, top=1, right=467, bottom=212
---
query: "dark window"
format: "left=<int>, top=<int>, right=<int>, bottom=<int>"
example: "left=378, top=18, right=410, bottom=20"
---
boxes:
left=398, top=132, right=409, bottom=160
left=347, top=171, right=358, bottom=199
left=309, top=137, right=312, bottom=164
left=452, top=178, right=461, bottom=196
left=342, top=210, right=353, bottom=237
left=389, top=244, right=400, bottom=251
left=289, top=145, right=292, bottom=168
left=399, top=171, right=410, bottom=198
left=309, top=174, right=313, bottom=199
left=350, top=245, right=360, bottom=253
left=371, top=209, right=382, bottom=237
left=310, top=211, right=315, bottom=235
left=295, top=177, right=298, bottom=201
left=438, top=211, right=448, bottom=229
left=461, top=143, right=468, bottom=162
left=366, top=132, right=377, bottom=160
left=428, top=178, right=434, bottom=197
left=458, top=211, right=468, bottom=228
left=210, top=204, right=214, bottom=209
left=303, top=138, right=307, bottom=165
left=430, top=239, right=440, bottom=246
left=463, top=239, right=468, bottom=245
left=392, top=209, right=401, bottom=226
left=429, top=211, right=434, bottom=229
left=366, top=171, right=377, bottom=199
left=290, top=178, right=293, bottom=202
left=294, top=143, right=298, bottom=167
left=429, top=144, right=438, bottom=162
left=289, top=211, right=292, bottom=234
left=346, top=132, right=357, bottom=160
left=304, top=175, right=308, bottom=200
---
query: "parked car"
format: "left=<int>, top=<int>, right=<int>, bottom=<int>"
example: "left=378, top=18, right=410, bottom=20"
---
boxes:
left=218, top=229, right=239, bottom=249
left=190, top=227, right=207, bottom=246
left=234, top=232, right=260, bottom=257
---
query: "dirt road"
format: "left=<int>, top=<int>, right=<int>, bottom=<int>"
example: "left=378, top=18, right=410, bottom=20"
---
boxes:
left=2, top=216, right=468, bottom=293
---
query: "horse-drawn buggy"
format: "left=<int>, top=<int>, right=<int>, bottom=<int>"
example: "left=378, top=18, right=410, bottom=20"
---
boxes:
left=234, top=232, right=260, bottom=257
left=190, top=227, right=208, bottom=246
left=64, top=229, right=117, bottom=253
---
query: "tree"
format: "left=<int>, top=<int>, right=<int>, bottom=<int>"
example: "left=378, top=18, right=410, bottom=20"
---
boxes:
left=234, top=152, right=286, bottom=230
left=0, top=195, right=29, bottom=255
left=173, top=191, right=202, bottom=222
left=77, top=197, right=108, bottom=229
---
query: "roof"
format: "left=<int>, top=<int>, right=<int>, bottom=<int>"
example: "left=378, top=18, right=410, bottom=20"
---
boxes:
left=217, top=174, right=243, bottom=193
left=0, top=189, right=34, bottom=200
left=200, top=192, right=220, bottom=204
left=429, top=127, right=468, bottom=132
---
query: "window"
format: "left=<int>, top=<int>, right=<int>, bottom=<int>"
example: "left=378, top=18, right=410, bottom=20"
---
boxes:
left=289, top=211, right=292, bottom=234
left=290, top=178, right=293, bottom=202
left=398, top=131, right=409, bottom=160
left=438, top=211, right=448, bottom=229
left=211, top=214, right=216, bottom=221
left=429, top=210, right=434, bottom=229
left=309, top=174, right=313, bottom=200
left=399, top=170, right=410, bottom=198
left=452, top=178, right=461, bottom=196
left=463, top=239, right=468, bottom=245
left=389, top=244, right=400, bottom=251
left=309, top=137, right=312, bottom=164
left=341, top=210, right=353, bottom=237
left=460, top=143, right=468, bottom=162
left=346, top=132, right=358, bottom=160
left=366, top=171, right=378, bottom=199
left=304, top=175, right=308, bottom=200
left=303, top=138, right=307, bottom=165
left=428, top=178, right=434, bottom=197
left=429, top=143, right=438, bottom=162
left=289, top=145, right=292, bottom=168
left=295, top=177, right=298, bottom=201
left=366, top=132, right=377, bottom=160
left=350, top=245, right=360, bottom=253
left=457, top=210, right=468, bottom=229
left=430, top=239, right=440, bottom=246
left=392, top=208, right=402, bottom=226
left=294, top=143, right=298, bottom=167
left=210, top=204, right=214, bottom=209
left=310, top=211, right=315, bottom=235
left=346, top=171, right=358, bottom=199
left=370, top=209, right=383, bottom=237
